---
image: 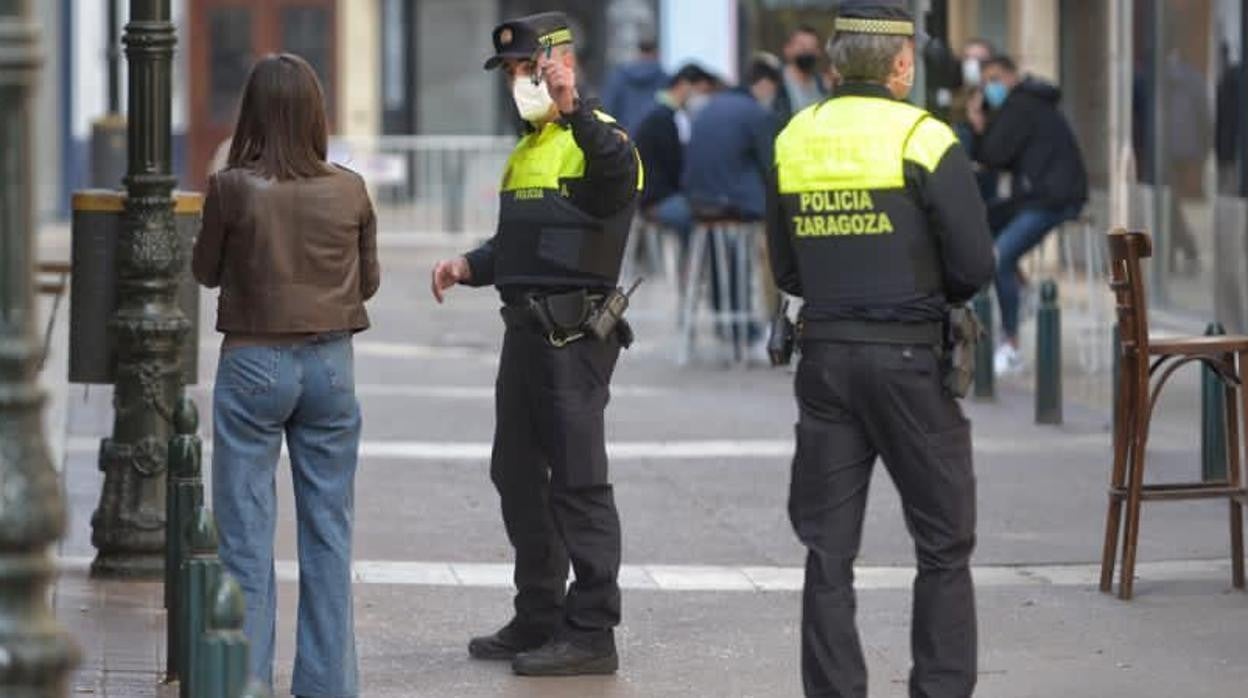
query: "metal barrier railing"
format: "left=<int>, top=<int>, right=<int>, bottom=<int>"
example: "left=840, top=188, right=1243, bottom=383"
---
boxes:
left=330, top=135, right=516, bottom=238
left=164, top=395, right=270, bottom=698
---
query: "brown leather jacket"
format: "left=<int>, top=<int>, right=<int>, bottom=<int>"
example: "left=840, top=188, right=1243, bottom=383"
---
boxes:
left=192, top=164, right=380, bottom=334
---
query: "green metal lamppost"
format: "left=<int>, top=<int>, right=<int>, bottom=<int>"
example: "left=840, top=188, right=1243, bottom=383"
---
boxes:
left=91, top=0, right=189, bottom=578
left=0, top=0, right=80, bottom=692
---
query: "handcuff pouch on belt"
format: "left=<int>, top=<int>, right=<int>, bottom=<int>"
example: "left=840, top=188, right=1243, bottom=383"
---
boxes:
left=528, top=290, right=589, bottom=347
left=943, top=304, right=981, bottom=399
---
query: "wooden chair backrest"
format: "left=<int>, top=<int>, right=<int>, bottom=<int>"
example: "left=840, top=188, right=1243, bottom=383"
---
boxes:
left=1106, top=229, right=1153, bottom=359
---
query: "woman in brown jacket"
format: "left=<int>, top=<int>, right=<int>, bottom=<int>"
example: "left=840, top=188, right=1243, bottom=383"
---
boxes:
left=192, top=53, right=379, bottom=698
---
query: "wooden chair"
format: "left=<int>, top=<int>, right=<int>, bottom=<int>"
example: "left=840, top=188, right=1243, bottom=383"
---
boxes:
left=1100, top=229, right=1248, bottom=599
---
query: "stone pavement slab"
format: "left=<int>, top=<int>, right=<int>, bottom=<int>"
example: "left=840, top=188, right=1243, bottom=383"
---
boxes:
left=55, top=568, right=174, bottom=698
left=261, top=580, right=1248, bottom=697
left=44, top=232, right=1248, bottom=697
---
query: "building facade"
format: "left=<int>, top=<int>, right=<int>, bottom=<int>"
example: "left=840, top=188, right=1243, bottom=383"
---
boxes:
left=39, top=0, right=1248, bottom=329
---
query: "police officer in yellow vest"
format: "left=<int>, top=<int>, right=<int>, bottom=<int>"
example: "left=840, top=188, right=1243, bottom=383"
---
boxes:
left=767, top=2, right=995, bottom=696
left=430, top=12, right=640, bottom=677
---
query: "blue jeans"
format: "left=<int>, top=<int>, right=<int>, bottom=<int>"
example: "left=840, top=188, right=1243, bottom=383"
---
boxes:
left=993, top=204, right=1081, bottom=339
left=650, top=193, right=693, bottom=238
left=213, top=334, right=361, bottom=698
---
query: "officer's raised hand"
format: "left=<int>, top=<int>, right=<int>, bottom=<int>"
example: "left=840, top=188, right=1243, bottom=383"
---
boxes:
left=431, top=256, right=471, bottom=304
left=537, top=51, right=578, bottom=114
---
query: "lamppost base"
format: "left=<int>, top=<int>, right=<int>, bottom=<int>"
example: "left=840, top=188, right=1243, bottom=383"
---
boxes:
left=90, top=552, right=165, bottom=580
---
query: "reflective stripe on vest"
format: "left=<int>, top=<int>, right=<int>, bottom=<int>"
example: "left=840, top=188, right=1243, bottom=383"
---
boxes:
left=774, top=97, right=959, bottom=194
left=502, top=110, right=644, bottom=193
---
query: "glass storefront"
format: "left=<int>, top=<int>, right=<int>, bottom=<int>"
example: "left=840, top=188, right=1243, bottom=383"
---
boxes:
left=1132, top=0, right=1248, bottom=325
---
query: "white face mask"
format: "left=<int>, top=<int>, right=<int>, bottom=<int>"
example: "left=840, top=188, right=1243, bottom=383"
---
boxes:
left=684, top=92, right=711, bottom=118
left=512, top=78, right=555, bottom=122
left=962, top=58, right=981, bottom=86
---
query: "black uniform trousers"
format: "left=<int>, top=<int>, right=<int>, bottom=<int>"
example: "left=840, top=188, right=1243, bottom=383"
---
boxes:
left=491, top=321, right=622, bottom=643
left=789, top=341, right=977, bottom=698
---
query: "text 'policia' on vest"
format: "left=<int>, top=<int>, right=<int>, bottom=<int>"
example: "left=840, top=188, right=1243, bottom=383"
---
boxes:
left=791, top=189, right=895, bottom=237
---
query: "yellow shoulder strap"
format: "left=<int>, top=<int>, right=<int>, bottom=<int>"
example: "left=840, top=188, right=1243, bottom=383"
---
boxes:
left=903, top=115, right=959, bottom=173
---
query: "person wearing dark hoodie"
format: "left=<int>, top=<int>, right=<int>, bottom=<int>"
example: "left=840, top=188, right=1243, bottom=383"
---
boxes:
left=601, top=36, right=670, bottom=134
left=968, top=54, right=1088, bottom=375
left=633, top=64, right=719, bottom=239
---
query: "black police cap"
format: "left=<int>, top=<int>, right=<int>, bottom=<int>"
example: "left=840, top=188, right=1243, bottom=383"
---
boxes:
left=484, top=12, right=574, bottom=70
left=835, top=0, right=927, bottom=42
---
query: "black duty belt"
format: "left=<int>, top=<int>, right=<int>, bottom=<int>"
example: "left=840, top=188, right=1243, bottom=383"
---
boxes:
left=500, top=290, right=606, bottom=347
left=800, top=320, right=942, bottom=346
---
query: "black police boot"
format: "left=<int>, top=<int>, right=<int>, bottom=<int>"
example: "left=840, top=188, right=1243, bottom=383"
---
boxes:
left=511, top=631, right=618, bottom=676
left=468, top=620, right=554, bottom=660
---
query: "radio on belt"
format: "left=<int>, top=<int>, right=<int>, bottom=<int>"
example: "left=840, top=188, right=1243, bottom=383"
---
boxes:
left=585, top=278, right=643, bottom=341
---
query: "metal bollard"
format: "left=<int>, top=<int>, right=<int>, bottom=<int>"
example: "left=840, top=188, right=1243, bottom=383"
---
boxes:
left=166, top=395, right=204, bottom=682
left=1201, top=322, right=1229, bottom=482
left=1035, top=280, right=1063, bottom=424
left=198, top=575, right=250, bottom=698
left=973, top=291, right=995, bottom=400
left=180, top=508, right=222, bottom=698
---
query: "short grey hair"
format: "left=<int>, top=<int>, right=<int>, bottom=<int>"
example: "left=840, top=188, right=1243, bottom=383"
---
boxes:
left=825, top=33, right=909, bottom=83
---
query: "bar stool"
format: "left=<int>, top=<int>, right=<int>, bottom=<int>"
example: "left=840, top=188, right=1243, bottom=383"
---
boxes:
left=676, top=218, right=766, bottom=366
left=620, top=214, right=680, bottom=288
left=1101, top=228, right=1248, bottom=599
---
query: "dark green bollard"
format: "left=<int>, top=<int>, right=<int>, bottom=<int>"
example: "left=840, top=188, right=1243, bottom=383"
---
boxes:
left=198, top=575, right=250, bottom=698
left=1202, top=322, right=1229, bottom=482
left=180, top=508, right=222, bottom=698
left=1035, top=281, right=1063, bottom=424
left=973, top=291, right=995, bottom=400
left=166, top=395, right=204, bottom=682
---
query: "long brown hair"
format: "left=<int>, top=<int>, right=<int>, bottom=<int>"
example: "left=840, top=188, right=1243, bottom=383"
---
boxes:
left=227, top=54, right=333, bottom=180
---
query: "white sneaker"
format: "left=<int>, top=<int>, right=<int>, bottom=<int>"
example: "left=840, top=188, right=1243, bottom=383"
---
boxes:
left=994, top=344, right=1024, bottom=376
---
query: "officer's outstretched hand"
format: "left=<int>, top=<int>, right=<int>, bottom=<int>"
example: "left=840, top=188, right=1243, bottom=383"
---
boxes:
left=431, top=256, right=471, bottom=304
left=539, top=53, right=578, bottom=115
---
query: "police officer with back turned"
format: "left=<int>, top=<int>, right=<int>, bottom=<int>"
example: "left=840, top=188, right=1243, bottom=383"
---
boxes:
left=767, top=2, right=995, bottom=696
left=429, top=12, right=641, bottom=677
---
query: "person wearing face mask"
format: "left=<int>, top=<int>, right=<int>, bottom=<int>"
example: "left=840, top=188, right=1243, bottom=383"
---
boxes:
left=429, top=11, right=641, bottom=678
left=633, top=64, right=720, bottom=242
left=959, top=37, right=994, bottom=89
left=767, top=1, right=994, bottom=695
left=951, top=38, right=998, bottom=203
left=967, top=55, right=1088, bottom=376
left=776, top=25, right=830, bottom=125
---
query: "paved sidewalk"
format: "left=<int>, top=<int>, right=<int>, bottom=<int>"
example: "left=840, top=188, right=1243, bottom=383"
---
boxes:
left=42, top=230, right=1247, bottom=697
left=55, top=566, right=172, bottom=697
